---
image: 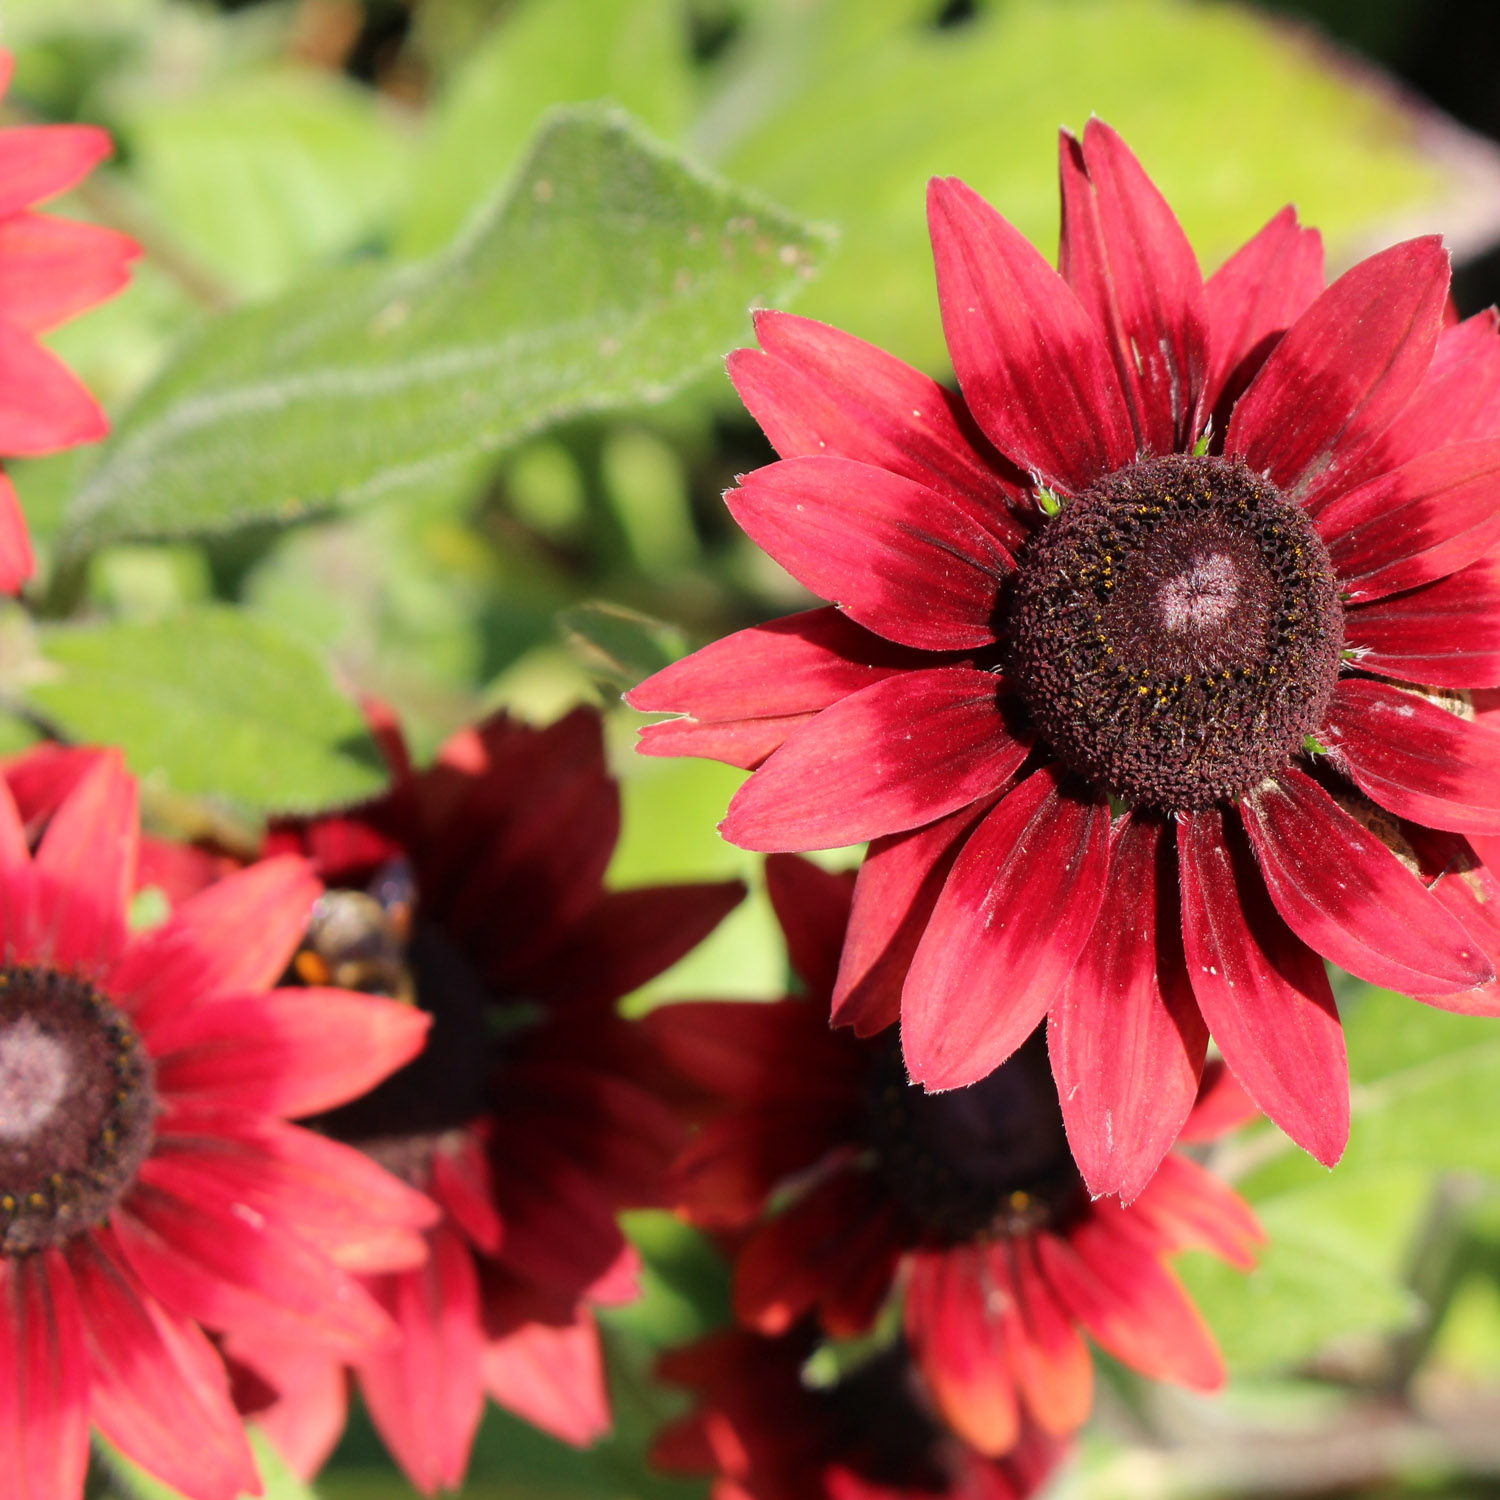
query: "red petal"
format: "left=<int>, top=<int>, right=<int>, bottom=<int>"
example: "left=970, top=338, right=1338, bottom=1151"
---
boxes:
left=1007, top=1238, right=1093, bottom=1436
left=110, top=854, right=322, bottom=1030
left=33, top=747, right=135, bottom=972
left=1057, top=121, right=1208, bottom=453
left=0, top=1253, right=89, bottom=1500
left=1345, top=554, right=1500, bottom=688
left=722, top=669, right=1030, bottom=853
left=482, top=1307, right=611, bottom=1448
left=764, top=853, right=854, bottom=998
left=1317, top=440, right=1500, bottom=601
left=115, top=1177, right=395, bottom=1359
left=358, top=1222, right=484, bottom=1493
left=1326, top=678, right=1500, bottom=836
left=1178, top=807, right=1347, bottom=1165
left=1179, top=1058, right=1260, bottom=1142
left=927, top=175, right=1134, bottom=493
left=219, top=1332, right=347, bottom=1482
left=1226, top=237, right=1449, bottom=509
left=69, top=1231, right=258, bottom=1500
left=0, top=317, right=108, bottom=455
left=726, top=457, right=1013, bottom=651
left=1240, top=768, right=1493, bottom=991
left=430, top=1133, right=503, bottom=1255
left=1127, top=1154, right=1266, bottom=1272
left=731, top=309, right=1027, bottom=541
left=0, top=213, right=137, bottom=334
left=1203, top=206, right=1324, bottom=422
left=150, top=987, right=430, bottom=1118
left=0, top=124, right=111, bottom=214
left=832, top=796, right=997, bottom=1035
left=637, top=711, right=817, bottom=771
left=0, top=470, right=33, bottom=593
left=902, top=767, right=1112, bottom=1090
left=905, top=1248, right=1019, bottom=1456
left=1048, top=815, right=1207, bottom=1203
left=1038, top=1219, right=1224, bottom=1389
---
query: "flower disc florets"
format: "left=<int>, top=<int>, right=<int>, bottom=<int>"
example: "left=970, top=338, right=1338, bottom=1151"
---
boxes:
left=1007, top=454, right=1344, bottom=809
left=0, top=964, right=154, bottom=1254
left=866, top=1034, right=1083, bottom=1243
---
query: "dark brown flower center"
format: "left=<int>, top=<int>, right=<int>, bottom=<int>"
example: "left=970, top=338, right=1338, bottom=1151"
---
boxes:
left=1006, top=454, right=1343, bottom=810
left=0, top=966, right=154, bottom=1254
left=866, top=1032, right=1082, bottom=1243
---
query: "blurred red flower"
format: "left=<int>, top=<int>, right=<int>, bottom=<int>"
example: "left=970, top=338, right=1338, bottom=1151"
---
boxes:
left=647, top=856, right=1262, bottom=1457
left=0, top=51, right=139, bottom=590
left=630, top=118, right=1500, bottom=1199
left=0, top=750, right=432, bottom=1500
left=228, top=706, right=744, bottom=1493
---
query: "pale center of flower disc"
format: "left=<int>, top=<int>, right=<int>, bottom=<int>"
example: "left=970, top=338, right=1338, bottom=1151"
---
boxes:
left=1006, top=454, right=1344, bottom=810
left=866, top=1032, right=1082, bottom=1243
left=0, top=966, right=154, bottom=1255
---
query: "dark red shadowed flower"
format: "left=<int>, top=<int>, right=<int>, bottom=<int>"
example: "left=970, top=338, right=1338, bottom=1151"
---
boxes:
left=0, top=51, right=139, bottom=591
left=653, top=1320, right=1064, bottom=1500
left=647, top=856, right=1262, bottom=1458
left=225, top=705, right=744, bottom=1495
left=0, top=750, right=435, bottom=1500
left=628, top=117, right=1500, bottom=1197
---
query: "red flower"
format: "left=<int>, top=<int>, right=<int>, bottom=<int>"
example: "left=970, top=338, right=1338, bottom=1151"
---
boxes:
left=0, top=750, right=434, bottom=1500
left=0, top=51, right=139, bottom=590
left=229, top=706, right=744, bottom=1494
left=653, top=1320, right=1063, bottom=1500
left=647, top=856, right=1263, bottom=1457
left=629, top=118, right=1500, bottom=1197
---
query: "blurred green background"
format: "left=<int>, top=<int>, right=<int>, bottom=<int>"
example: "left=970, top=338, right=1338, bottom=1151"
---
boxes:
left=16, top=0, right=1500, bottom=1495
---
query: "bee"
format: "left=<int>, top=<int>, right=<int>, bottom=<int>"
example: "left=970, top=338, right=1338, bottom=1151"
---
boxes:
left=291, top=858, right=417, bottom=1004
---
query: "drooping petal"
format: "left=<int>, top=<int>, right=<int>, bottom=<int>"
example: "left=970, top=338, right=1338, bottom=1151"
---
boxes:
left=1178, top=806, right=1348, bottom=1166
left=109, top=854, right=322, bottom=1030
left=1345, top=554, right=1500, bottom=688
left=1048, top=815, right=1207, bottom=1202
left=1240, top=768, right=1493, bottom=992
left=0, top=318, right=108, bottom=455
left=730, top=309, right=1028, bottom=541
left=1126, top=1154, right=1266, bottom=1271
left=721, top=669, right=1031, bottom=853
left=220, top=1332, right=347, bottom=1483
left=149, top=987, right=430, bottom=1118
left=68, top=1231, right=259, bottom=1500
left=0, top=1252, right=89, bottom=1500
left=629, top=606, right=936, bottom=770
left=1316, top=440, right=1500, bottom=601
left=1326, top=679, right=1500, bottom=836
left=0, top=470, right=34, bottom=594
left=1179, top=1058, right=1260, bottom=1142
left=482, top=1307, right=611, bottom=1448
left=1038, top=1220, right=1224, bottom=1389
left=902, top=767, right=1112, bottom=1091
left=1006, top=1238, right=1093, bottom=1437
left=725, top=457, right=1014, bottom=651
left=1057, top=120, right=1208, bottom=453
left=763, top=853, right=855, bottom=999
left=429, top=1133, right=503, bottom=1255
left=358, top=1222, right=485, bottom=1496
left=928, top=175, right=1134, bottom=493
left=832, top=795, right=997, bottom=1035
left=0, top=214, right=138, bottom=334
left=32, top=747, right=135, bottom=972
left=1203, top=205, right=1324, bottom=421
left=1225, top=237, right=1449, bottom=509
left=0, top=124, right=112, bottom=215
left=905, top=1248, right=1019, bottom=1456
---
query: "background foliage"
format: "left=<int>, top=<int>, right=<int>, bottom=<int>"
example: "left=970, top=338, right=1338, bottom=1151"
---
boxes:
left=13, top=0, right=1500, bottom=1494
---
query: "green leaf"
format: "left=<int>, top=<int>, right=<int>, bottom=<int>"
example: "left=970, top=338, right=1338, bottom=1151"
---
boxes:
left=25, top=607, right=388, bottom=814
left=397, top=0, right=694, bottom=256
left=711, top=0, right=1461, bottom=371
left=559, top=601, right=687, bottom=691
left=65, top=107, right=828, bottom=554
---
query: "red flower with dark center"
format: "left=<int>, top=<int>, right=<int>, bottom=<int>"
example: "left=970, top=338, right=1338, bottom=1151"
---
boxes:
left=653, top=1320, right=1064, bottom=1500
left=629, top=118, right=1500, bottom=1197
left=0, top=750, right=435, bottom=1500
left=225, top=705, right=744, bottom=1494
left=646, top=856, right=1263, bottom=1456
left=0, top=51, right=139, bottom=590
